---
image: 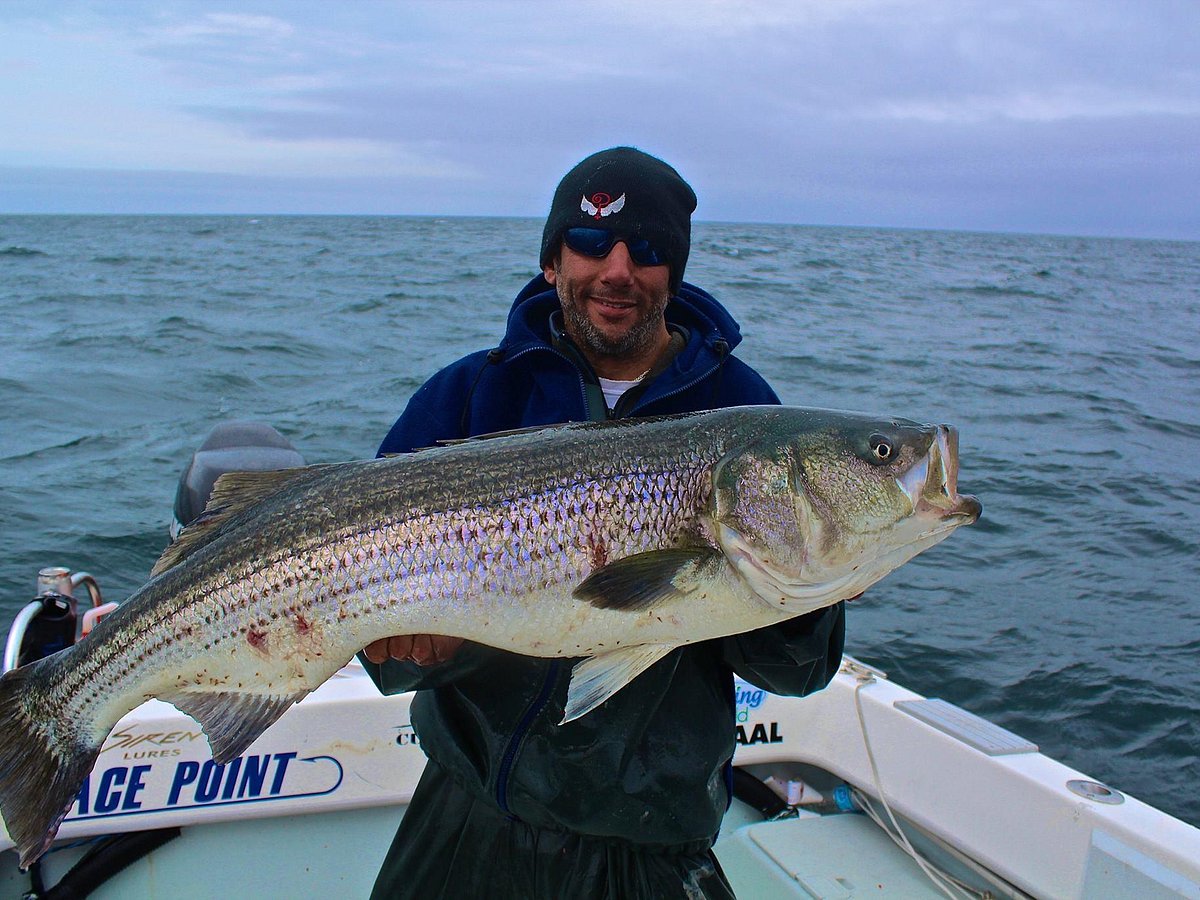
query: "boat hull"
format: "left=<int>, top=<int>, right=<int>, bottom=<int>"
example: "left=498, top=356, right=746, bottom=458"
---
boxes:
left=2, top=658, right=1198, bottom=899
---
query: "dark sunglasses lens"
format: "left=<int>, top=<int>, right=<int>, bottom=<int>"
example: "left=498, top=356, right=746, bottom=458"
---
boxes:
left=625, top=239, right=665, bottom=266
left=563, top=227, right=614, bottom=258
left=563, top=228, right=666, bottom=266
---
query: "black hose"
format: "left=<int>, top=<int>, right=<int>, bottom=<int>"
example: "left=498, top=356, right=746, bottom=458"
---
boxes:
left=730, top=767, right=789, bottom=820
left=40, top=828, right=181, bottom=900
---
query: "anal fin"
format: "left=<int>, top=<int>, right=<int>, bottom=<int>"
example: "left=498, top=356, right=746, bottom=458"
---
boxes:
left=562, top=644, right=674, bottom=723
left=162, top=690, right=307, bottom=763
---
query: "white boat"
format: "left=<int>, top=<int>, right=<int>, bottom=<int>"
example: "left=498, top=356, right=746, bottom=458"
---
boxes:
left=2, top=631, right=1198, bottom=899
left=2, top=424, right=1198, bottom=898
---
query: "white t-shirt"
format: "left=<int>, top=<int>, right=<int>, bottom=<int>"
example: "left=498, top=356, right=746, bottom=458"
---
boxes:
left=598, top=375, right=644, bottom=410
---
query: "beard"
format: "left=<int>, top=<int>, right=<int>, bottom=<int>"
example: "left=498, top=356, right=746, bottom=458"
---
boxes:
left=555, top=273, right=670, bottom=360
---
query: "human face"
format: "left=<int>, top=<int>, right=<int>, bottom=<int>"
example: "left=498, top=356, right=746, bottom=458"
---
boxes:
left=544, top=238, right=671, bottom=372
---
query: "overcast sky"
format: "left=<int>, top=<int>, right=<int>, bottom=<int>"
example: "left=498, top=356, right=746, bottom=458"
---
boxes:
left=2, top=1, right=1197, bottom=238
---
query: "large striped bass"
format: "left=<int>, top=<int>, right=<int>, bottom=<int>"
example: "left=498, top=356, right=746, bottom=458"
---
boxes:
left=0, top=405, right=980, bottom=865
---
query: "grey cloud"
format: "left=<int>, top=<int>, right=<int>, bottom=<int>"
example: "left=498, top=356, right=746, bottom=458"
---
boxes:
left=3, top=1, right=1197, bottom=237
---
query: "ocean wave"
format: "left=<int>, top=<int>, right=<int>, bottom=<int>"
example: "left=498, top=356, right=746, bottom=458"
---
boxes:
left=1, top=215, right=1197, bottom=828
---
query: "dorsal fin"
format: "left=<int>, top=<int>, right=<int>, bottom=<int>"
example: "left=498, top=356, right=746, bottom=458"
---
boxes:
left=428, top=421, right=578, bottom=449
left=151, top=465, right=330, bottom=577
left=383, top=422, right=580, bottom=455
left=415, top=415, right=698, bottom=452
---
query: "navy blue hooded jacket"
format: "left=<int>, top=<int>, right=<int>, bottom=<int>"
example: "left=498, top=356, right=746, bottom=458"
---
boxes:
left=379, top=275, right=780, bottom=443
left=365, top=275, right=845, bottom=848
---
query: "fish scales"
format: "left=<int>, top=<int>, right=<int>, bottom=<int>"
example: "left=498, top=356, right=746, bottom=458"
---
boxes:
left=0, top=406, right=982, bottom=865
left=28, top=414, right=728, bottom=734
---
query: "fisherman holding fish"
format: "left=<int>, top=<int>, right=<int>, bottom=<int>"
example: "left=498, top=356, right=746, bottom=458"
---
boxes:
left=0, top=148, right=978, bottom=880
left=362, top=148, right=847, bottom=899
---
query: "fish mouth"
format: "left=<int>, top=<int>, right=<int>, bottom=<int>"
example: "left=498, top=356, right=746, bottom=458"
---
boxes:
left=896, top=425, right=982, bottom=524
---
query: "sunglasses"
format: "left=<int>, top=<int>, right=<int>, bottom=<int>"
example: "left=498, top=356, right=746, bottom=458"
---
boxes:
left=562, top=227, right=667, bottom=267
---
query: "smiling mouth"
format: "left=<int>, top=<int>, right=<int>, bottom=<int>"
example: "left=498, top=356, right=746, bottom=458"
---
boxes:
left=591, top=296, right=635, bottom=310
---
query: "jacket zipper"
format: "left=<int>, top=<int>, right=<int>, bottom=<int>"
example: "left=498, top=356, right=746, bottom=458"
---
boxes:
left=495, top=660, right=563, bottom=815
left=502, top=346, right=593, bottom=418
left=630, top=354, right=725, bottom=416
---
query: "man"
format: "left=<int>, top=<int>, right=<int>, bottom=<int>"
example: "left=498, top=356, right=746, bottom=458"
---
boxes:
left=363, top=147, right=845, bottom=898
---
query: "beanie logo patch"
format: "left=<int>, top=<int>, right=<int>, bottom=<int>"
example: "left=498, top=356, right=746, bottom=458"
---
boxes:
left=580, top=192, right=626, bottom=219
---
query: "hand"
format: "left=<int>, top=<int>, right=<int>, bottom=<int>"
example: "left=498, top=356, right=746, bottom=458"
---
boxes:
left=363, top=634, right=464, bottom=666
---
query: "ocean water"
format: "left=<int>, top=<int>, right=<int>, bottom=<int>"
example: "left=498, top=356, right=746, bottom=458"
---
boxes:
left=1, top=215, right=1198, bottom=828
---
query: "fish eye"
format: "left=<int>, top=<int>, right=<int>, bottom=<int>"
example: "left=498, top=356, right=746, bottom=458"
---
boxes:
left=868, top=434, right=895, bottom=464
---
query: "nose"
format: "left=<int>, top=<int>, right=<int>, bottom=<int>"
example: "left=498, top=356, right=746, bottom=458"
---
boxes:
left=599, top=241, right=635, bottom=285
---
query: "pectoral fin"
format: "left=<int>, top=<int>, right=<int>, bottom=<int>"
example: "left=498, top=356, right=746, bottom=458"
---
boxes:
left=572, top=548, right=724, bottom=611
left=562, top=644, right=675, bottom=723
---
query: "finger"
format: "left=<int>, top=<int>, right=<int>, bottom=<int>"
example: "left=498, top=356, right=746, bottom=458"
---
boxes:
left=430, top=636, right=464, bottom=663
left=388, top=635, right=416, bottom=661
left=412, top=634, right=455, bottom=666
left=363, top=638, right=389, bottom=664
left=402, top=634, right=425, bottom=666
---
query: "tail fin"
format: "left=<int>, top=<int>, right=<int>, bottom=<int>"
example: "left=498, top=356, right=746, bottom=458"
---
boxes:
left=0, top=660, right=103, bottom=867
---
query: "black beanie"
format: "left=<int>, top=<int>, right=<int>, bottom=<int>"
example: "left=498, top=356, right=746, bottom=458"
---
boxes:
left=540, top=147, right=697, bottom=295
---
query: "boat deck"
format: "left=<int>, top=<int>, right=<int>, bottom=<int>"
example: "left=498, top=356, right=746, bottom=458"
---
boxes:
left=9, top=801, right=952, bottom=899
left=718, top=812, right=950, bottom=898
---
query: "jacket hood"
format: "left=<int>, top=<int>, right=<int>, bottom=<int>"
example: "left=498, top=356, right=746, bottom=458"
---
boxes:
left=500, top=274, right=745, bottom=355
